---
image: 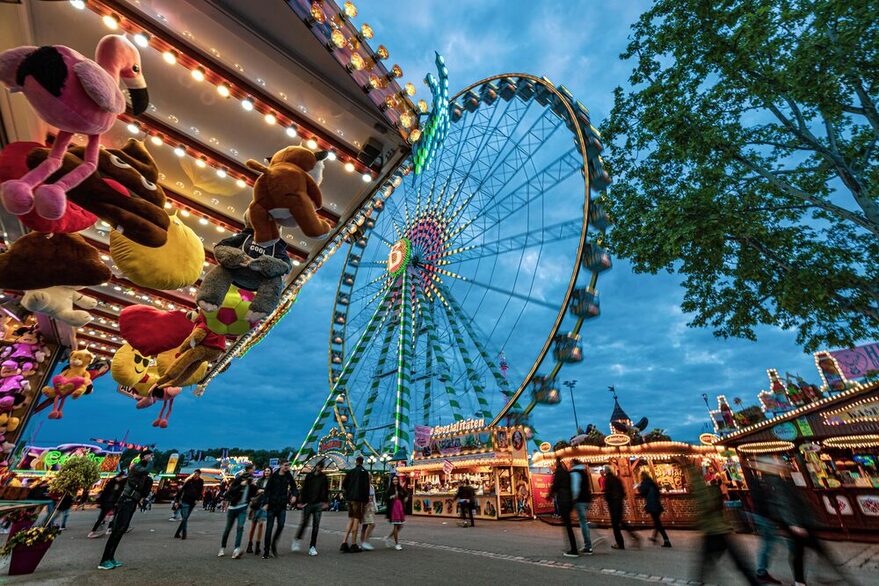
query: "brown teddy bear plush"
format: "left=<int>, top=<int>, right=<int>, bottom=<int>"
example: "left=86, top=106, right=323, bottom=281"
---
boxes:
left=245, top=146, right=332, bottom=244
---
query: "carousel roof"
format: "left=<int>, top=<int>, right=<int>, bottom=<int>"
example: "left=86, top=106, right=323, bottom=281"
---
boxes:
left=0, top=0, right=419, bottom=369
left=610, top=398, right=631, bottom=424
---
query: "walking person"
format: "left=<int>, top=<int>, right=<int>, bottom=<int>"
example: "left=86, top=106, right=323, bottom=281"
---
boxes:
left=360, top=483, right=378, bottom=549
left=98, top=449, right=154, bottom=570
left=549, top=457, right=579, bottom=557
left=174, top=469, right=204, bottom=540
left=748, top=465, right=783, bottom=584
left=384, top=475, right=408, bottom=550
left=293, top=459, right=329, bottom=556
left=455, top=482, right=477, bottom=527
left=571, top=459, right=599, bottom=554
left=89, top=471, right=125, bottom=538
left=56, top=493, right=74, bottom=530
left=262, top=461, right=298, bottom=559
left=637, top=471, right=671, bottom=548
left=757, top=458, right=853, bottom=586
left=603, top=465, right=640, bottom=550
left=340, top=455, right=370, bottom=553
left=689, top=465, right=758, bottom=585
left=218, top=463, right=255, bottom=559
left=246, top=467, right=272, bottom=555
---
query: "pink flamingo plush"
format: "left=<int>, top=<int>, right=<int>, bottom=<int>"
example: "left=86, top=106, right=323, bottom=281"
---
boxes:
left=0, top=35, right=148, bottom=220
left=136, top=386, right=180, bottom=428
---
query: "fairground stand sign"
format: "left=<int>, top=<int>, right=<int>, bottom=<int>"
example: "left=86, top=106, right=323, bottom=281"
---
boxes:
left=16, top=443, right=121, bottom=475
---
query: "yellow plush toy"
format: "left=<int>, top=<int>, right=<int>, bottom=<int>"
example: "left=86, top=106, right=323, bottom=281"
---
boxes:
left=41, top=349, right=93, bottom=419
left=109, top=212, right=205, bottom=289
left=110, top=343, right=158, bottom=396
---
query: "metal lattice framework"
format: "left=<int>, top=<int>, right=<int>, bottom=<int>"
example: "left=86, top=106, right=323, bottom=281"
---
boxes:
left=295, top=74, right=613, bottom=462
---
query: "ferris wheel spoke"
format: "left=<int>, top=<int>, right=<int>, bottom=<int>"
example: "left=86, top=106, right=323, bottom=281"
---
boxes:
left=460, top=148, right=583, bottom=250
left=422, top=300, right=465, bottom=422
left=436, top=271, right=558, bottom=311
left=334, top=285, right=396, bottom=393
left=392, top=270, right=417, bottom=452
left=294, top=390, right=340, bottom=462
left=355, top=307, right=400, bottom=446
left=440, top=301, right=492, bottom=418
left=433, top=218, right=582, bottom=265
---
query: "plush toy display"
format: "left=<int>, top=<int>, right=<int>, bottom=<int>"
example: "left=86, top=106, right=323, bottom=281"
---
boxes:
left=245, top=146, right=332, bottom=242
left=150, top=315, right=226, bottom=391
left=0, top=35, right=148, bottom=220
left=82, top=358, right=110, bottom=396
left=110, top=342, right=158, bottom=396
left=0, top=360, right=30, bottom=407
left=202, top=286, right=254, bottom=336
left=197, top=230, right=291, bottom=323
left=109, top=212, right=204, bottom=289
left=26, top=139, right=170, bottom=246
left=0, top=231, right=110, bottom=292
left=0, top=327, right=48, bottom=364
left=21, top=286, right=98, bottom=328
left=140, top=385, right=181, bottom=428
left=118, top=305, right=197, bottom=357
left=41, top=349, right=93, bottom=419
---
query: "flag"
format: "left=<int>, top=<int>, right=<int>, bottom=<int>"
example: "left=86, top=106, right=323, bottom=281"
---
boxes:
left=442, top=459, right=454, bottom=475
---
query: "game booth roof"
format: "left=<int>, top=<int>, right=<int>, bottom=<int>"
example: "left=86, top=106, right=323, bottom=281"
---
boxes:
left=0, top=0, right=419, bottom=381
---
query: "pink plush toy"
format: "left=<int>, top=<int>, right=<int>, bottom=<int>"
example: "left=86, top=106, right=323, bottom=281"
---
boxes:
left=0, top=35, right=148, bottom=220
left=0, top=327, right=48, bottom=364
left=134, top=386, right=180, bottom=428
left=0, top=360, right=30, bottom=399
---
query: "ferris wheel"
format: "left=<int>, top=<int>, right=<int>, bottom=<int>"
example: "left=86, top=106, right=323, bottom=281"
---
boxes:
left=295, top=72, right=613, bottom=462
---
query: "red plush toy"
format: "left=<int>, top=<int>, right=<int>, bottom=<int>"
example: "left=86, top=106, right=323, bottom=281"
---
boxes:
left=118, top=305, right=196, bottom=357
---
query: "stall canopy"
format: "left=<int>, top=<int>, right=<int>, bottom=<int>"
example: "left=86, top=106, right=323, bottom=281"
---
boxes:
left=0, top=0, right=418, bottom=380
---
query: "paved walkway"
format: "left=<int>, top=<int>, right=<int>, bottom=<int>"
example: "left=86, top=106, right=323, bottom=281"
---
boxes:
left=4, top=506, right=876, bottom=585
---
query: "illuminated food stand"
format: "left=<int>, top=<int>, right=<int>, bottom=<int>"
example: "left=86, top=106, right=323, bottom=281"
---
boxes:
left=532, top=440, right=731, bottom=528
left=397, top=420, right=533, bottom=520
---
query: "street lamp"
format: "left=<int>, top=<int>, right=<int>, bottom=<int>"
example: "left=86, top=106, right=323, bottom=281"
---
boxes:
left=380, top=453, right=391, bottom=473
left=367, top=455, right=377, bottom=472
left=563, top=379, right=580, bottom=433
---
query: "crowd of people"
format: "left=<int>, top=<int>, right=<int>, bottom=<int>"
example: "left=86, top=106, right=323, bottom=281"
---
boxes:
left=549, top=457, right=857, bottom=585
left=84, top=450, right=410, bottom=570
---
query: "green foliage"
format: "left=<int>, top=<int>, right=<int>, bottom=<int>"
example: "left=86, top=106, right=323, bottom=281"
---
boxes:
left=49, top=456, right=100, bottom=496
left=642, top=428, right=673, bottom=443
left=553, top=440, right=571, bottom=451
left=601, top=0, right=879, bottom=351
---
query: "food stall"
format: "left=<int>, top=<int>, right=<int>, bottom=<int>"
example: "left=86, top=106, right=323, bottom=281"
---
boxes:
left=532, top=440, right=732, bottom=528
left=397, top=420, right=533, bottom=520
left=721, top=379, right=879, bottom=535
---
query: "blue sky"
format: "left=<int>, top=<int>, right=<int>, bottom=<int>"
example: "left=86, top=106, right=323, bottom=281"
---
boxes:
left=23, top=0, right=827, bottom=452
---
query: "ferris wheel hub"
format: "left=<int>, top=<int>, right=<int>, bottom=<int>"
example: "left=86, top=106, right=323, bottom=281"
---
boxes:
left=387, top=237, right=412, bottom=275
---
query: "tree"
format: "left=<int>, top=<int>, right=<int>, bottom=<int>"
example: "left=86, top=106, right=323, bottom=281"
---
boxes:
left=49, top=456, right=100, bottom=497
left=601, top=0, right=879, bottom=351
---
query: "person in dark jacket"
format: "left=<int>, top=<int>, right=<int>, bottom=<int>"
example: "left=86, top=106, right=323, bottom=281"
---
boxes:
left=56, top=493, right=74, bottom=530
left=637, top=471, right=671, bottom=547
left=571, top=460, right=599, bottom=554
left=748, top=468, right=782, bottom=584
left=603, top=465, right=640, bottom=550
left=98, top=449, right=154, bottom=570
left=455, top=482, right=477, bottom=527
left=340, top=456, right=370, bottom=553
left=261, top=461, right=298, bottom=559
left=293, top=459, right=330, bottom=556
left=89, top=471, right=125, bottom=538
left=219, top=464, right=255, bottom=559
left=549, top=458, right=578, bottom=557
left=174, top=469, right=204, bottom=540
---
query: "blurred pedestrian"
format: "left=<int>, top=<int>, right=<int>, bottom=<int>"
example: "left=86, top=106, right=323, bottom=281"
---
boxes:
left=748, top=465, right=782, bottom=584
left=56, top=493, right=74, bottom=530
left=246, top=467, right=271, bottom=555
left=549, top=457, right=578, bottom=557
left=637, top=471, right=671, bottom=548
left=455, top=482, right=476, bottom=527
left=293, top=459, right=329, bottom=556
left=689, top=464, right=758, bottom=585
left=262, top=461, right=298, bottom=559
left=361, top=483, right=378, bottom=548
left=384, top=475, right=408, bottom=550
left=89, top=471, right=125, bottom=538
left=571, top=459, right=599, bottom=554
left=340, top=456, right=370, bottom=553
left=757, top=458, right=853, bottom=586
left=174, top=469, right=204, bottom=540
left=98, top=449, right=154, bottom=571
left=218, top=464, right=255, bottom=559
left=603, top=465, right=640, bottom=550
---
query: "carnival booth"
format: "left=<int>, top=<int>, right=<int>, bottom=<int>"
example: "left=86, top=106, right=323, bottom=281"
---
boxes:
left=397, top=420, right=533, bottom=520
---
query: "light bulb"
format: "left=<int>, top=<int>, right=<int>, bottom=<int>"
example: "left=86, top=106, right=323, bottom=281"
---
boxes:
left=199, top=217, right=209, bottom=225
left=236, top=178, right=247, bottom=188
left=180, top=209, right=191, bottom=217
left=162, top=50, right=177, bottom=65
left=217, top=83, right=231, bottom=98
left=102, top=14, right=119, bottom=30
left=216, top=225, right=225, bottom=233
left=126, top=123, right=139, bottom=134
left=164, top=201, right=173, bottom=209
left=173, top=146, right=186, bottom=157
left=306, top=138, right=318, bottom=150
left=264, top=112, right=277, bottom=125
left=133, top=33, right=150, bottom=48
left=69, top=0, right=86, bottom=9
left=195, top=158, right=207, bottom=168
left=344, top=162, right=355, bottom=173
left=285, top=126, right=298, bottom=138
left=191, top=68, right=205, bottom=82
left=327, top=151, right=337, bottom=161
left=216, top=168, right=227, bottom=178
left=150, top=135, right=163, bottom=146
left=361, top=173, right=371, bottom=183
left=241, top=98, right=254, bottom=111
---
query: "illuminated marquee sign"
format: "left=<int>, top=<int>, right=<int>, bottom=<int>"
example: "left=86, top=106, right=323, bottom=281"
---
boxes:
left=604, top=434, right=631, bottom=447
left=17, top=444, right=118, bottom=472
left=318, top=428, right=349, bottom=455
left=432, top=418, right=485, bottom=435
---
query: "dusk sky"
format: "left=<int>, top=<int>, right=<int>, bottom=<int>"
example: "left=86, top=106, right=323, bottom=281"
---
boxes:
left=25, top=0, right=831, bottom=453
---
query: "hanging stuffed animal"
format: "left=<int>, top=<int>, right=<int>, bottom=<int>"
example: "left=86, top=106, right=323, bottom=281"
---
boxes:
left=82, top=358, right=110, bottom=396
left=0, top=326, right=48, bottom=364
left=110, top=342, right=158, bottom=397
left=0, top=34, right=149, bottom=220
left=22, top=286, right=99, bottom=328
left=41, top=349, right=93, bottom=419
left=149, top=314, right=226, bottom=392
left=0, top=360, right=29, bottom=410
left=146, top=386, right=180, bottom=428
left=245, top=145, right=332, bottom=241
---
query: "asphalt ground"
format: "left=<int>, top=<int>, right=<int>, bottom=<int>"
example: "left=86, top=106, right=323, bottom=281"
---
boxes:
left=2, top=505, right=877, bottom=585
